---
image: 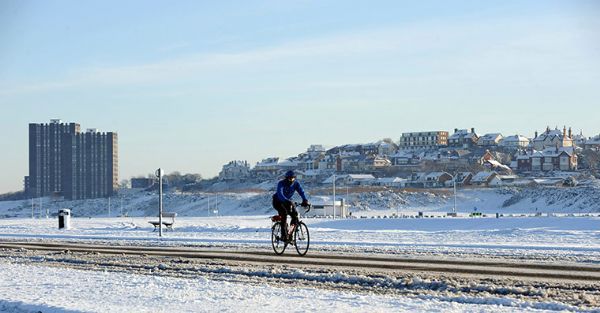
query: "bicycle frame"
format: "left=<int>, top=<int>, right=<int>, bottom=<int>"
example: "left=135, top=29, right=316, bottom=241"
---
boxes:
left=271, top=203, right=311, bottom=255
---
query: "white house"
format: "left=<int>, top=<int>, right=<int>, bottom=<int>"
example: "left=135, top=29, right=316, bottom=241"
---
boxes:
left=499, top=135, right=530, bottom=150
left=478, top=133, right=504, bottom=147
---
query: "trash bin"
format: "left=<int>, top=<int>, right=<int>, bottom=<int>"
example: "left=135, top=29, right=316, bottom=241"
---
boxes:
left=58, top=209, right=71, bottom=230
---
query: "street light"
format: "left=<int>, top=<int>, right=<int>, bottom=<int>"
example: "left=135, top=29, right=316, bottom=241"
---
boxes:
left=332, top=173, right=336, bottom=219
left=448, top=171, right=457, bottom=214
left=453, top=174, right=457, bottom=214
left=155, top=168, right=164, bottom=237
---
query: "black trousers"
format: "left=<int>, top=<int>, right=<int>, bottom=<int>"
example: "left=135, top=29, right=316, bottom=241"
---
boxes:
left=272, top=195, right=298, bottom=239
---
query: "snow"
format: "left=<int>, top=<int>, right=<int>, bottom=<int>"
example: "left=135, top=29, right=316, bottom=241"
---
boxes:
left=0, top=215, right=598, bottom=262
left=0, top=262, right=556, bottom=313
left=4, top=185, right=600, bottom=220
left=1, top=188, right=600, bottom=312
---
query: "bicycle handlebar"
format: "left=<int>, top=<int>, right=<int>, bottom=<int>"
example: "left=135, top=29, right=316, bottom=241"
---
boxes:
left=294, top=202, right=312, bottom=213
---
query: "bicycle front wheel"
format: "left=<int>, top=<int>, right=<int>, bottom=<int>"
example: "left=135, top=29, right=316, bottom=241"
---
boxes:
left=294, top=222, right=310, bottom=256
left=271, top=222, right=287, bottom=255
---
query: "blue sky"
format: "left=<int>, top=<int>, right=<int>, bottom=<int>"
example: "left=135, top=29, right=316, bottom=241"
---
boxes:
left=1, top=0, right=599, bottom=192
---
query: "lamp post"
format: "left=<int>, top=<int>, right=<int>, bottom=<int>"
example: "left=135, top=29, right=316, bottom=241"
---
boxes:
left=448, top=172, right=457, bottom=214
left=453, top=175, right=457, bottom=214
left=332, top=173, right=336, bottom=219
left=156, top=168, right=164, bottom=237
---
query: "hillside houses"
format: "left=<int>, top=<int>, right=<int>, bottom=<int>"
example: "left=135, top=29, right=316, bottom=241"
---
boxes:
left=515, top=147, right=578, bottom=172
left=531, top=126, right=574, bottom=150
left=215, top=124, right=590, bottom=190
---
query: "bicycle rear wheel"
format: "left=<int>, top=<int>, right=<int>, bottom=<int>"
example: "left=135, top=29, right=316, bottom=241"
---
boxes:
left=271, top=222, right=287, bottom=255
left=294, top=222, right=310, bottom=256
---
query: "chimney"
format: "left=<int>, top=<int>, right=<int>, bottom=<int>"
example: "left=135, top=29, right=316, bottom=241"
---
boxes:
left=563, top=126, right=567, bottom=137
left=471, top=128, right=475, bottom=134
left=454, top=128, right=458, bottom=133
left=534, top=131, right=538, bottom=139
left=568, top=127, right=572, bottom=138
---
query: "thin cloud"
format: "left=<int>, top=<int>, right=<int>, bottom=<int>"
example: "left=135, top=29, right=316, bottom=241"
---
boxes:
left=0, top=14, right=597, bottom=96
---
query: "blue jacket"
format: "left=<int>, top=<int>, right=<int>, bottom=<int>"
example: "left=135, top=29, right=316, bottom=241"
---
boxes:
left=274, top=179, right=307, bottom=203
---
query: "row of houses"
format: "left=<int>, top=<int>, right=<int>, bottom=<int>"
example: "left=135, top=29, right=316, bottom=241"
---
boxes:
left=399, top=126, right=591, bottom=151
left=219, top=126, right=599, bottom=182
left=318, top=171, right=529, bottom=188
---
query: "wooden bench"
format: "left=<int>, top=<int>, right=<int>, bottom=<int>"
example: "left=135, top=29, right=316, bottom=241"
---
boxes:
left=148, top=212, right=177, bottom=231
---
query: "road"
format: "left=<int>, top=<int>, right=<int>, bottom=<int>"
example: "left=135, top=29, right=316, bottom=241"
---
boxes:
left=1, top=240, right=599, bottom=283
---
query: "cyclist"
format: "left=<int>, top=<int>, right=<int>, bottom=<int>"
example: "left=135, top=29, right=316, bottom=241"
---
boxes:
left=272, top=170, right=310, bottom=242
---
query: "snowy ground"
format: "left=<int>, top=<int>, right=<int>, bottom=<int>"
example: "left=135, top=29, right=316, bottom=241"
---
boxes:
left=1, top=188, right=599, bottom=312
left=3, top=185, right=600, bottom=220
left=0, top=215, right=599, bottom=312
left=0, top=216, right=599, bottom=261
left=0, top=262, right=560, bottom=313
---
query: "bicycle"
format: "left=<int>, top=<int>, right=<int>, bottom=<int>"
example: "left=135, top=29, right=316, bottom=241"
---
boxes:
left=270, top=203, right=311, bottom=256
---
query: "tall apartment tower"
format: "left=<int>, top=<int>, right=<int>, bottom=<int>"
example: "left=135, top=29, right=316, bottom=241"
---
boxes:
left=28, top=120, right=118, bottom=200
left=28, top=119, right=80, bottom=198
left=62, top=129, right=119, bottom=200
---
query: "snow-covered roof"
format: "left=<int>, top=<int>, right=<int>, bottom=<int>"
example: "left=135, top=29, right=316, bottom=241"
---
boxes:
left=517, top=147, right=575, bottom=160
left=277, top=159, right=299, bottom=167
left=376, top=177, right=407, bottom=183
left=390, top=151, right=414, bottom=158
left=255, top=157, right=280, bottom=167
left=480, top=133, right=503, bottom=141
left=321, top=174, right=375, bottom=184
left=449, top=129, right=473, bottom=140
left=585, top=135, right=600, bottom=145
left=485, top=159, right=511, bottom=172
left=533, top=128, right=564, bottom=142
left=471, top=171, right=498, bottom=183
left=347, top=174, right=375, bottom=180
left=426, top=172, right=449, bottom=178
left=501, top=135, right=530, bottom=144
left=300, top=169, right=323, bottom=177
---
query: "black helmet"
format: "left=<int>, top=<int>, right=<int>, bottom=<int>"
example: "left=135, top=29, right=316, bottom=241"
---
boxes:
left=284, top=170, right=296, bottom=178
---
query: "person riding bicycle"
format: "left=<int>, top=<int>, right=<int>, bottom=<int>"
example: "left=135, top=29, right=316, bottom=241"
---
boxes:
left=272, top=170, right=310, bottom=242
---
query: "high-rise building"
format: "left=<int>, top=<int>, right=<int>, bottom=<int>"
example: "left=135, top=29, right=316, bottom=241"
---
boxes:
left=28, top=119, right=118, bottom=200
left=62, top=129, right=118, bottom=200
left=28, top=119, right=80, bottom=198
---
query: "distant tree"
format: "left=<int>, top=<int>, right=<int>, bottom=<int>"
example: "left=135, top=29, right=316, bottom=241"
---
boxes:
left=580, top=149, right=600, bottom=173
left=164, top=172, right=203, bottom=190
left=0, top=191, right=26, bottom=201
left=119, top=180, right=130, bottom=188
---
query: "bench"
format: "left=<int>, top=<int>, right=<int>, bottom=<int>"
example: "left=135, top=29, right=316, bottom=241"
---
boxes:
left=148, top=212, right=177, bottom=231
